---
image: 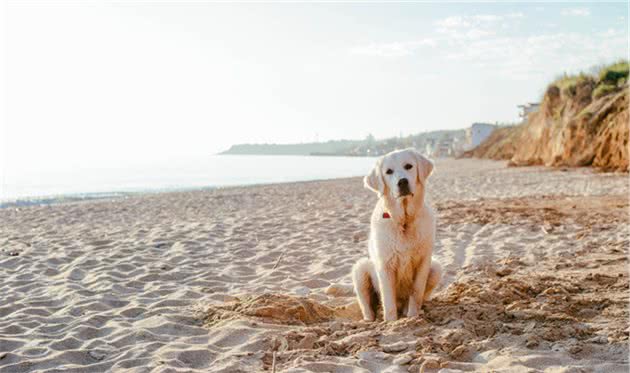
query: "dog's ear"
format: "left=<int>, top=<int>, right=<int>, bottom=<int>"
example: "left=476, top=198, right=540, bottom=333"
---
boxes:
left=412, top=150, right=434, bottom=183
left=364, top=160, right=385, bottom=196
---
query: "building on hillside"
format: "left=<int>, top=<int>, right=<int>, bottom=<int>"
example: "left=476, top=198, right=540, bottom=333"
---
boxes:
left=518, top=103, right=540, bottom=121
left=468, top=122, right=497, bottom=149
left=434, top=137, right=454, bottom=157
left=424, top=139, right=436, bottom=156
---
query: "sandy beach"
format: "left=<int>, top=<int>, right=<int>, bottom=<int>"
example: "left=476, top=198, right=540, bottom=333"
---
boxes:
left=0, top=159, right=628, bottom=373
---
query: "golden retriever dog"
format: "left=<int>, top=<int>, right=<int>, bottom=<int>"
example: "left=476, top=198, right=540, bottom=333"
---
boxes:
left=352, top=148, right=441, bottom=321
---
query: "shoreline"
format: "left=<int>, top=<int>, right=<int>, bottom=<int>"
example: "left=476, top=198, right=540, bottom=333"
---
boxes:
left=0, top=176, right=367, bottom=209
left=0, top=154, right=380, bottom=209
left=3, top=158, right=628, bottom=210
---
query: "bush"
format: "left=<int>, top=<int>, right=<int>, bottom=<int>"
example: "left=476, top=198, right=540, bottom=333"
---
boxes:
left=552, top=73, right=594, bottom=98
left=547, top=61, right=629, bottom=101
left=553, top=73, right=589, bottom=90
left=598, top=61, right=629, bottom=85
left=592, top=83, right=618, bottom=98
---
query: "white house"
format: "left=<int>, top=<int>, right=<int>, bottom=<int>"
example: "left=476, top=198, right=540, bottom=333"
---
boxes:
left=468, top=122, right=496, bottom=149
left=518, top=103, right=540, bottom=121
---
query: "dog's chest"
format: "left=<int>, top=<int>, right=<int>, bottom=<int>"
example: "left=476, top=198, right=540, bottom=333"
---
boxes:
left=373, top=225, right=427, bottom=295
left=388, top=251, right=422, bottom=299
left=375, top=223, right=423, bottom=253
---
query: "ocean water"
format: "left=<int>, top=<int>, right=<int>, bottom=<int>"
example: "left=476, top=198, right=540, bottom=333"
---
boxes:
left=1, top=155, right=377, bottom=204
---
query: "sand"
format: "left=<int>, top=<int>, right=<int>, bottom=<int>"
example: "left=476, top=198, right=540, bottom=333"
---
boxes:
left=0, top=159, right=628, bottom=372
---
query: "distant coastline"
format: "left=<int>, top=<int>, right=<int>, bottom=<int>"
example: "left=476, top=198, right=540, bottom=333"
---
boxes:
left=219, top=139, right=365, bottom=156
left=219, top=127, right=494, bottom=157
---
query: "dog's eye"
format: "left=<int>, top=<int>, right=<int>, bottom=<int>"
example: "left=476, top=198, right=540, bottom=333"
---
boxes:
left=404, top=164, right=413, bottom=170
left=385, top=169, right=393, bottom=175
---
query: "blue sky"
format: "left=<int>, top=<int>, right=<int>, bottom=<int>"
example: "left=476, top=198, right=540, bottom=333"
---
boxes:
left=2, top=1, right=628, bottom=172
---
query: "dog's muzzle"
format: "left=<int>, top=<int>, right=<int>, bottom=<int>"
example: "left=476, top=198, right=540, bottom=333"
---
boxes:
left=397, top=178, right=411, bottom=197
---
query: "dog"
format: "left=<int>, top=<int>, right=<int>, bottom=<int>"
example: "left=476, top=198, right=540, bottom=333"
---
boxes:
left=352, top=148, right=441, bottom=322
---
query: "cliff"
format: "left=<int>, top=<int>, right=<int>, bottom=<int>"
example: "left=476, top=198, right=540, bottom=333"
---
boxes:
left=465, top=62, right=629, bottom=172
left=460, top=125, right=524, bottom=160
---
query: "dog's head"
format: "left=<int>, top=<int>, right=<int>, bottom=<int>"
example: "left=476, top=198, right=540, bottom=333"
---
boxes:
left=364, top=148, right=434, bottom=200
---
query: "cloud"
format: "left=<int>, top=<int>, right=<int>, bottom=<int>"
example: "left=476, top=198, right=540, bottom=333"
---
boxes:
left=435, top=16, right=468, bottom=29
left=351, top=12, right=526, bottom=58
left=435, top=12, right=523, bottom=30
left=350, top=11, right=626, bottom=81
left=599, top=28, right=619, bottom=37
left=350, top=39, right=435, bottom=57
left=561, top=8, right=590, bottom=17
left=465, top=28, right=494, bottom=40
left=433, top=12, right=523, bottom=41
left=445, top=30, right=626, bottom=79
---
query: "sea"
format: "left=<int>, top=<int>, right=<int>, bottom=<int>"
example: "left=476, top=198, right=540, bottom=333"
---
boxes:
left=1, top=155, right=377, bottom=207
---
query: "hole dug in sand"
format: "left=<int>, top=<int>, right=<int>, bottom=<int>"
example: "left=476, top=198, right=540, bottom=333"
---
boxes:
left=203, top=293, right=363, bottom=327
left=201, top=251, right=628, bottom=372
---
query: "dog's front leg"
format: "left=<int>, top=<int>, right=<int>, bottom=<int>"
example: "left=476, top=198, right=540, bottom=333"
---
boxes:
left=407, top=257, right=431, bottom=317
left=376, top=268, right=397, bottom=322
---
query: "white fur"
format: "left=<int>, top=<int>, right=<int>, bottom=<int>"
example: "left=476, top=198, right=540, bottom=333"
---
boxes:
left=352, top=148, right=441, bottom=321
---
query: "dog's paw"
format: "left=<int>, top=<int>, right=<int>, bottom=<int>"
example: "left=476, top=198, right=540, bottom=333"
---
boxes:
left=406, top=302, right=420, bottom=318
left=363, top=315, right=375, bottom=322
left=384, top=310, right=398, bottom=322
left=361, top=308, right=376, bottom=322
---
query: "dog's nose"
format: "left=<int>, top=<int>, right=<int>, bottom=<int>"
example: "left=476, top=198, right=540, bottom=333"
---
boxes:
left=397, top=178, right=409, bottom=188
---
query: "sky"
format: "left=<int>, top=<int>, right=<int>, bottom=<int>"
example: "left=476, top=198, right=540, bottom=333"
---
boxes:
left=2, top=1, right=628, bottom=174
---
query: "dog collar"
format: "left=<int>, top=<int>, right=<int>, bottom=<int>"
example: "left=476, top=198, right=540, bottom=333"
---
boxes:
left=382, top=212, right=391, bottom=219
